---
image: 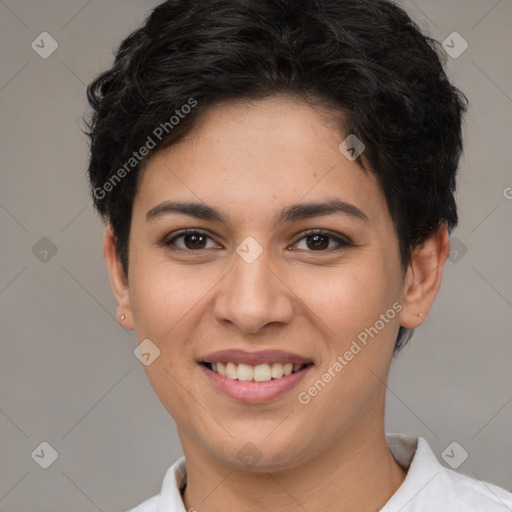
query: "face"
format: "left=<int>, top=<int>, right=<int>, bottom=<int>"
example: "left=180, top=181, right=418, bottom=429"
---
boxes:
left=110, top=95, right=436, bottom=471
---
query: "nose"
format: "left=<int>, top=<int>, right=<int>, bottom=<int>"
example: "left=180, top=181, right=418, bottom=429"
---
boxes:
left=213, top=247, right=294, bottom=335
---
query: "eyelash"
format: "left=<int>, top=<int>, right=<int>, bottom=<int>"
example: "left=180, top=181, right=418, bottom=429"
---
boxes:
left=163, top=229, right=352, bottom=253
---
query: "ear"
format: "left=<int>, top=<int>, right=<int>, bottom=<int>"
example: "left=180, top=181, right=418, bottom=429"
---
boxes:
left=399, top=222, right=450, bottom=329
left=103, top=225, right=134, bottom=329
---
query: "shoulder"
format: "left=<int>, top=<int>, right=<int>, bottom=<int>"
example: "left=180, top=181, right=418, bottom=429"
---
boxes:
left=441, top=466, right=512, bottom=511
left=124, top=456, right=188, bottom=512
left=383, top=434, right=512, bottom=511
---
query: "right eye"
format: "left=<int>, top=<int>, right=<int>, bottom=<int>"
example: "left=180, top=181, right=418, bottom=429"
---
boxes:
left=164, top=230, right=221, bottom=251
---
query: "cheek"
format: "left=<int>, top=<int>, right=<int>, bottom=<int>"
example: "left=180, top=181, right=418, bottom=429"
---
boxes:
left=291, top=258, right=401, bottom=405
left=128, top=260, right=206, bottom=420
left=129, top=257, right=204, bottom=340
left=293, top=259, right=400, bottom=341
left=288, top=273, right=397, bottom=451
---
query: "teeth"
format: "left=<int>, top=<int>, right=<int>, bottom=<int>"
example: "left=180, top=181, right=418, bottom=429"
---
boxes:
left=225, top=362, right=238, bottom=379
left=253, top=364, right=271, bottom=382
left=216, top=361, right=226, bottom=376
left=237, top=363, right=253, bottom=381
left=209, top=361, right=307, bottom=381
left=270, top=362, right=284, bottom=379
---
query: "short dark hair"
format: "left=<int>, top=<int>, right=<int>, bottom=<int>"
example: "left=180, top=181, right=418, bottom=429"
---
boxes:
left=86, top=0, right=467, bottom=354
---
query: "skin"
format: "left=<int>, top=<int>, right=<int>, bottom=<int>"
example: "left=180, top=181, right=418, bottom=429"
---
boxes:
left=104, top=95, right=450, bottom=512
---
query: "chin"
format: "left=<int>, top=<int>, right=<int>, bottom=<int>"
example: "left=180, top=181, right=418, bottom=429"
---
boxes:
left=208, top=434, right=312, bottom=473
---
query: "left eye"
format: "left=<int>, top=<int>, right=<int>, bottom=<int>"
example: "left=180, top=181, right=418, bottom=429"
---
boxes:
left=292, top=231, right=350, bottom=251
left=164, top=230, right=350, bottom=252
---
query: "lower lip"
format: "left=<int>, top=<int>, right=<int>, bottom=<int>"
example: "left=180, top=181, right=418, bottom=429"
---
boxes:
left=200, top=364, right=313, bottom=404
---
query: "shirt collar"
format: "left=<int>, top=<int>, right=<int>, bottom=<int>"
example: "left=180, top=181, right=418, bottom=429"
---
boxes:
left=157, top=455, right=187, bottom=512
left=380, top=433, right=443, bottom=511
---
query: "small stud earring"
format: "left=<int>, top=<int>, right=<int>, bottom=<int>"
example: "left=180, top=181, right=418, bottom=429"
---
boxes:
left=418, top=313, right=423, bottom=317
left=120, top=314, right=126, bottom=321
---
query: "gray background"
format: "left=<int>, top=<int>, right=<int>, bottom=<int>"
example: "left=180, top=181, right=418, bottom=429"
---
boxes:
left=1, top=0, right=511, bottom=510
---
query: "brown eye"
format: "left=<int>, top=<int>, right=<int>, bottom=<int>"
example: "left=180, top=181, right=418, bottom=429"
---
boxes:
left=165, top=230, right=218, bottom=251
left=182, top=232, right=207, bottom=249
left=305, top=234, right=329, bottom=250
left=292, top=230, right=351, bottom=252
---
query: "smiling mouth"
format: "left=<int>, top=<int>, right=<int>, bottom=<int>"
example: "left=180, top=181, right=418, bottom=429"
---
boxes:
left=201, top=361, right=313, bottom=382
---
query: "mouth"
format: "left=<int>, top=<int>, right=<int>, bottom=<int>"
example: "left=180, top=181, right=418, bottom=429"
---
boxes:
left=198, top=349, right=314, bottom=403
left=200, top=361, right=312, bottom=382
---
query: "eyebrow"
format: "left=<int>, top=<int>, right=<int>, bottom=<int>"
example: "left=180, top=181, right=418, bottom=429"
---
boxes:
left=146, top=198, right=368, bottom=224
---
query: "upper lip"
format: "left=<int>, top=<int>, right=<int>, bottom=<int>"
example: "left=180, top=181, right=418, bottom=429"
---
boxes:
left=201, top=349, right=313, bottom=366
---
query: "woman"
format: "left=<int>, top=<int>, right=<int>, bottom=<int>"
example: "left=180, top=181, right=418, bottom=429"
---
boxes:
left=86, top=0, right=512, bottom=510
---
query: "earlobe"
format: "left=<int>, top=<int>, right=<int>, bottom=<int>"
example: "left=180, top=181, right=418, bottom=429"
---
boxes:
left=399, top=223, right=450, bottom=329
left=103, top=225, right=134, bottom=329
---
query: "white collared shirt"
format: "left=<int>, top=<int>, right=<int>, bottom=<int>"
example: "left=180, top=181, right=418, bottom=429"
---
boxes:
left=128, top=433, right=512, bottom=511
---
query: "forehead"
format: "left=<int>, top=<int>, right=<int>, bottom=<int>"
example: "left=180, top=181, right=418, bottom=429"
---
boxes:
left=134, top=95, right=389, bottom=228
